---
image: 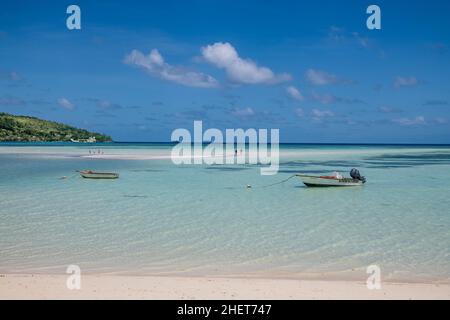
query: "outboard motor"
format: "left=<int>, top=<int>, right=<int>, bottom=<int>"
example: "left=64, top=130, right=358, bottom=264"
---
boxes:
left=350, top=168, right=366, bottom=183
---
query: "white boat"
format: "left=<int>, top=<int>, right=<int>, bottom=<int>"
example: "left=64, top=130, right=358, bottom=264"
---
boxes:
left=70, top=137, right=96, bottom=143
left=78, top=170, right=119, bottom=179
left=296, top=174, right=364, bottom=187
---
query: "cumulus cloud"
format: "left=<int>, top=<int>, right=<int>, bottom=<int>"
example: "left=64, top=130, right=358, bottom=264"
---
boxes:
left=305, top=69, right=352, bottom=85
left=306, top=69, right=335, bottom=85
left=230, top=107, right=255, bottom=118
left=57, top=97, right=74, bottom=110
left=124, top=49, right=219, bottom=88
left=201, top=42, right=291, bottom=85
left=392, top=116, right=425, bottom=126
left=286, top=86, right=304, bottom=101
left=394, top=76, right=420, bottom=88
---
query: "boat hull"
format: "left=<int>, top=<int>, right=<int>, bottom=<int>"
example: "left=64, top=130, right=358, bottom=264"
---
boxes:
left=296, top=175, right=363, bottom=187
left=79, top=171, right=119, bottom=179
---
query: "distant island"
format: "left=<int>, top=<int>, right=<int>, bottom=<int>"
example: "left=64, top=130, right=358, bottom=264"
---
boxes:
left=0, top=112, right=112, bottom=142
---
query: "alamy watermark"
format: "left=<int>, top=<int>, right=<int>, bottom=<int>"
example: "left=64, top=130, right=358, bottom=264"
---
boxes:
left=366, top=5, right=381, bottom=30
left=66, top=5, right=81, bottom=30
left=66, top=264, right=81, bottom=290
left=366, top=265, right=381, bottom=290
left=171, top=121, right=279, bottom=175
left=66, top=4, right=380, bottom=31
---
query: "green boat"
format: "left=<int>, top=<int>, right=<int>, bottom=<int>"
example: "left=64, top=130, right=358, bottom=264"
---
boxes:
left=79, top=170, right=119, bottom=179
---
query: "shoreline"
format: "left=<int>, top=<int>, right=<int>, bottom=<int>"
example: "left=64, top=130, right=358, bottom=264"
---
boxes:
left=1, top=274, right=449, bottom=300
left=0, top=145, right=448, bottom=161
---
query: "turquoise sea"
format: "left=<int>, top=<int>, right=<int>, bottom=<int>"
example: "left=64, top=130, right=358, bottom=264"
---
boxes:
left=0, top=143, right=449, bottom=283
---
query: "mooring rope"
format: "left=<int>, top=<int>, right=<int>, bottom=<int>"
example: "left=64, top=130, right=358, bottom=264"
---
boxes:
left=223, top=174, right=297, bottom=190
left=250, top=174, right=297, bottom=189
left=59, top=173, right=79, bottom=180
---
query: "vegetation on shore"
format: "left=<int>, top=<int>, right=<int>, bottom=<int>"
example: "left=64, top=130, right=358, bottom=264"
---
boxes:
left=0, top=112, right=112, bottom=142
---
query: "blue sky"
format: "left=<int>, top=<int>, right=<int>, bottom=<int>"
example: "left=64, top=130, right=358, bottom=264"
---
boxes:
left=0, top=0, right=449, bottom=143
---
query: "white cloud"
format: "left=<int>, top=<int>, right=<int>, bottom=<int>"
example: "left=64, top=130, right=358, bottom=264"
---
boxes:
left=231, top=107, right=255, bottom=118
left=392, top=116, right=425, bottom=126
left=306, top=69, right=338, bottom=85
left=311, top=109, right=334, bottom=119
left=124, top=49, right=219, bottom=88
left=394, top=76, right=419, bottom=88
left=306, top=69, right=353, bottom=85
left=201, top=42, right=291, bottom=85
left=286, top=86, right=304, bottom=101
left=57, top=97, right=74, bottom=110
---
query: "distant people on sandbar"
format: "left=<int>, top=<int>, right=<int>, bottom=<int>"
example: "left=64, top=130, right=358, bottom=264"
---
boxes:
left=88, top=149, right=104, bottom=155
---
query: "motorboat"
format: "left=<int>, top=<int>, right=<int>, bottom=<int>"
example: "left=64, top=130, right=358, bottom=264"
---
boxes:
left=296, top=169, right=366, bottom=187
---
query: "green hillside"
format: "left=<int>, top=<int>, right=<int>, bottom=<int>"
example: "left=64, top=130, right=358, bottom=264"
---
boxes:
left=0, top=113, right=112, bottom=142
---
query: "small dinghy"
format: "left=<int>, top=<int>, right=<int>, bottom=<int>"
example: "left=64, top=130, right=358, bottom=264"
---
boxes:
left=78, top=170, right=119, bottom=179
left=297, top=168, right=366, bottom=187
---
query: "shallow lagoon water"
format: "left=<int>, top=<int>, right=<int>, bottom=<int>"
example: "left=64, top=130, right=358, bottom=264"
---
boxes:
left=0, top=144, right=449, bottom=283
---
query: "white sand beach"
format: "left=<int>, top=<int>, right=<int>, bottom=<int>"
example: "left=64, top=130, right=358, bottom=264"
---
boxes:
left=1, top=274, right=449, bottom=300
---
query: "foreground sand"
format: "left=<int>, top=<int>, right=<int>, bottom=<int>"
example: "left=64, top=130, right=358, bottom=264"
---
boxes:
left=1, top=274, right=449, bottom=299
